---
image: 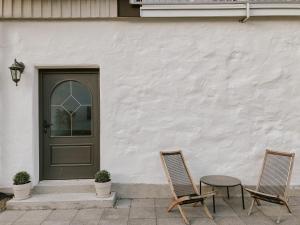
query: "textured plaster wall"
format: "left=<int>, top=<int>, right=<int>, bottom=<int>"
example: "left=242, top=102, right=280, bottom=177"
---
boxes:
left=0, top=19, right=300, bottom=188
left=0, top=23, right=4, bottom=184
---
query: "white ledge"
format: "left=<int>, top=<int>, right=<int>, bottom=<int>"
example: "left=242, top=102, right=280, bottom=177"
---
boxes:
left=140, top=4, right=300, bottom=17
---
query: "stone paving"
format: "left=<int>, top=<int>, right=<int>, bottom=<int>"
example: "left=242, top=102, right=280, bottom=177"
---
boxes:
left=0, top=197, right=300, bottom=225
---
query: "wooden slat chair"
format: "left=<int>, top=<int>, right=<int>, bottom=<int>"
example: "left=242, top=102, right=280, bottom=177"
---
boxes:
left=245, top=149, right=295, bottom=223
left=160, top=150, right=215, bottom=225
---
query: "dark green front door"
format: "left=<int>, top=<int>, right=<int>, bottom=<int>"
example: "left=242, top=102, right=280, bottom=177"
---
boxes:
left=40, top=69, right=100, bottom=179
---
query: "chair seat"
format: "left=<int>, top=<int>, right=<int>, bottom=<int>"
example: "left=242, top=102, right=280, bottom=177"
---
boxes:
left=180, top=191, right=216, bottom=205
left=245, top=188, right=285, bottom=205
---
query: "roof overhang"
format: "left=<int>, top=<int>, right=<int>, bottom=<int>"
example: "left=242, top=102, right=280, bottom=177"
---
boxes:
left=140, top=3, right=300, bottom=18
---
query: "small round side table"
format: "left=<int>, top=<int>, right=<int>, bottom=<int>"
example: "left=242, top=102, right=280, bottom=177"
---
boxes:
left=200, top=175, right=245, bottom=213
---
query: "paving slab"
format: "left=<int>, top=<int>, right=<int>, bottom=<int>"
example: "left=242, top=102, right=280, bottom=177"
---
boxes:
left=224, top=197, right=259, bottom=217
left=269, top=215, right=300, bottom=225
left=101, top=208, right=129, bottom=220
left=0, top=197, right=299, bottom=225
left=132, top=199, right=155, bottom=208
left=129, top=207, right=156, bottom=219
left=45, top=209, right=78, bottom=222
left=128, top=218, right=157, bottom=225
left=99, top=219, right=128, bottom=225
left=13, top=222, right=42, bottom=225
left=156, top=205, right=214, bottom=218
left=70, top=221, right=99, bottom=225
left=206, top=198, right=229, bottom=208
left=292, top=206, right=300, bottom=219
left=13, top=210, right=52, bottom=225
left=0, top=210, right=25, bottom=223
left=155, top=207, right=181, bottom=218
left=214, top=216, right=246, bottom=225
left=183, top=207, right=209, bottom=218
left=212, top=205, right=238, bottom=217
left=229, top=204, right=262, bottom=217
left=157, top=218, right=186, bottom=225
left=41, top=221, right=70, bottom=225
left=191, top=218, right=217, bottom=225
left=289, top=197, right=300, bottom=206
left=0, top=222, right=13, bottom=225
left=155, top=198, right=171, bottom=208
left=223, top=197, right=251, bottom=208
left=239, top=215, right=276, bottom=225
left=71, top=208, right=103, bottom=223
left=258, top=205, right=291, bottom=217
left=116, top=199, right=132, bottom=208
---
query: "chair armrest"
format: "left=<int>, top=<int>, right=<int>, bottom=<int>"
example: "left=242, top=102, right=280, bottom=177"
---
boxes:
left=244, top=188, right=286, bottom=202
left=196, top=191, right=216, bottom=199
left=244, top=188, right=278, bottom=198
left=176, top=191, right=215, bottom=203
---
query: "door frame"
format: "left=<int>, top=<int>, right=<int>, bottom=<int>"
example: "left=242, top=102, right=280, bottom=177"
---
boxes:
left=38, top=68, right=100, bottom=180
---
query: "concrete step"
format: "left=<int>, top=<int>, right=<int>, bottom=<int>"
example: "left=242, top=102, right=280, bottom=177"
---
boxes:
left=33, top=180, right=95, bottom=194
left=6, top=192, right=117, bottom=210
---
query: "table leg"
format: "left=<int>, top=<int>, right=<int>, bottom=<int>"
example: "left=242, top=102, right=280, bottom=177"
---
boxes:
left=200, top=181, right=202, bottom=195
left=227, top=187, right=230, bottom=199
left=212, top=187, right=216, bottom=213
left=241, top=185, right=245, bottom=209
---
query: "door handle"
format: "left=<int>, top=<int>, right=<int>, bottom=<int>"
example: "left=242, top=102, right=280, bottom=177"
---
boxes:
left=43, top=120, right=52, bottom=134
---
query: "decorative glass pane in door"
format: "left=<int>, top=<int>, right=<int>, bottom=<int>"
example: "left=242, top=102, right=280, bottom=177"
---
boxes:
left=51, top=81, right=92, bottom=136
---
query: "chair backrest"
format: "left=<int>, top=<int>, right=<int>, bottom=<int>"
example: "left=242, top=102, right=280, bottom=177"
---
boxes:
left=257, top=150, right=295, bottom=198
left=160, top=150, right=198, bottom=198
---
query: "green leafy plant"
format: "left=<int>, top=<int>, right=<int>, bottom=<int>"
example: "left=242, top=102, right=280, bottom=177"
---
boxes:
left=13, top=171, right=31, bottom=185
left=95, top=170, right=111, bottom=183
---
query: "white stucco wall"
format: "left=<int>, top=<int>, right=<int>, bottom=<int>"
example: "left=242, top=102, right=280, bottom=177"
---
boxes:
left=0, top=23, right=4, bottom=185
left=0, top=19, right=300, bottom=188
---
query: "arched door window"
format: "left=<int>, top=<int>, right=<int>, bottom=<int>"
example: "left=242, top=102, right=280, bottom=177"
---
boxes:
left=50, top=81, right=92, bottom=136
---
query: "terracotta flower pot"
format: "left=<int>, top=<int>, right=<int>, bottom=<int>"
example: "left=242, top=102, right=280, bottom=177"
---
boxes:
left=13, top=182, right=31, bottom=200
left=94, top=181, right=111, bottom=198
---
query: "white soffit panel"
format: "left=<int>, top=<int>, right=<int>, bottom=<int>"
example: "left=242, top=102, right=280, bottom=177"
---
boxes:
left=140, top=3, right=300, bottom=17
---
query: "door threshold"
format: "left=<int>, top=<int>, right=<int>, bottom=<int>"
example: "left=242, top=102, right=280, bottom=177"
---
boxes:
left=34, top=179, right=95, bottom=194
left=38, top=179, right=94, bottom=186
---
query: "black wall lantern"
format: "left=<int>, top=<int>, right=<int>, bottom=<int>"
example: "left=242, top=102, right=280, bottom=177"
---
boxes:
left=9, top=59, right=25, bottom=86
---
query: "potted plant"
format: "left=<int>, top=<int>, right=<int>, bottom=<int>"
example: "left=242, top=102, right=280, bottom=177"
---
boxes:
left=94, top=170, right=111, bottom=198
left=12, top=171, right=31, bottom=200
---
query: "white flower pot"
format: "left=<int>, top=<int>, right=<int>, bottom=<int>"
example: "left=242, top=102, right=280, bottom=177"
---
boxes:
left=13, top=182, right=31, bottom=200
left=94, top=181, right=111, bottom=198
